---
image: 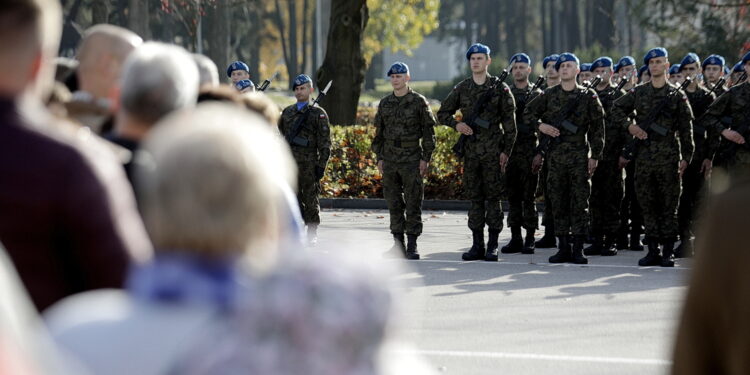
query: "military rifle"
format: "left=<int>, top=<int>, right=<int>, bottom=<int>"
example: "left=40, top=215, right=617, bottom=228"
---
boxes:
left=285, top=80, right=332, bottom=147
left=257, top=71, right=279, bottom=92
left=621, top=77, right=692, bottom=161
left=690, top=76, right=726, bottom=150
left=515, top=75, right=547, bottom=135
left=731, top=71, right=747, bottom=88
left=535, top=75, right=602, bottom=157
left=451, top=64, right=512, bottom=157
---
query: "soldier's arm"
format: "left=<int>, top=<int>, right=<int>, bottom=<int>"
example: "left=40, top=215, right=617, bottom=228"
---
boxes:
left=588, top=93, right=606, bottom=160
left=316, top=109, right=332, bottom=168
left=499, top=84, right=517, bottom=156
left=677, top=92, right=695, bottom=163
left=420, top=98, right=437, bottom=162
left=611, top=89, right=636, bottom=131
left=703, top=91, right=731, bottom=133
left=523, top=91, right=546, bottom=133
left=703, top=93, right=720, bottom=160
left=372, top=102, right=385, bottom=161
left=436, top=86, right=461, bottom=130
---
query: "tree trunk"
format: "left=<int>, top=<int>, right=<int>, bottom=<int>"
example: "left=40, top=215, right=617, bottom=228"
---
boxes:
left=565, top=0, right=581, bottom=51
left=312, top=0, right=319, bottom=81
left=302, top=0, right=310, bottom=74
left=92, top=0, right=109, bottom=25
left=127, top=0, right=149, bottom=39
left=592, top=0, right=615, bottom=50
left=316, top=0, right=368, bottom=125
left=274, top=0, right=292, bottom=87
left=519, top=0, right=527, bottom=53
left=364, top=51, right=382, bottom=90
left=288, top=0, right=299, bottom=80
left=205, top=1, right=230, bottom=80
left=541, top=0, right=548, bottom=55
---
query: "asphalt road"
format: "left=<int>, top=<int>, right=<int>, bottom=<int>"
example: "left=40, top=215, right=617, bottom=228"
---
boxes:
left=315, top=209, right=692, bottom=375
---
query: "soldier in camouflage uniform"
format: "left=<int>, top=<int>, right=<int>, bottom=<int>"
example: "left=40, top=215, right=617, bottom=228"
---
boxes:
left=702, top=55, right=728, bottom=95
left=501, top=53, right=542, bottom=255
left=525, top=52, right=605, bottom=264
left=675, top=53, right=719, bottom=258
left=584, top=57, right=626, bottom=257
left=611, top=47, right=694, bottom=267
left=437, top=43, right=516, bottom=262
left=278, top=74, right=332, bottom=245
left=372, top=62, right=437, bottom=260
left=535, top=54, right=561, bottom=249
left=705, top=52, right=750, bottom=182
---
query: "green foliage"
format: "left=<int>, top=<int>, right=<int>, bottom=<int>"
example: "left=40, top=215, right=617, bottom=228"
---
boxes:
left=321, top=124, right=463, bottom=199
left=363, top=0, right=440, bottom=62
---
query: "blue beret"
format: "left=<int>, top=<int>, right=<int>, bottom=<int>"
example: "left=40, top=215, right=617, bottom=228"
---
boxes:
left=591, top=57, right=613, bottom=71
left=387, top=62, right=409, bottom=76
left=510, top=53, right=531, bottom=65
left=615, top=56, right=636, bottom=72
left=292, top=74, right=313, bottom=89
left=743, top=51, right=750, bottom=64
left=643, top=47, right=668, bottom=66
left=735, top=61, right=746, bottom=73
left=702, top=54, right=725, bottom=68
left=580, top=63, right=592, bottom=72
left=637, top=65, right=649, bottom=78
left=554, top=52, right=579, bottom=70
left=679, top=53, right=700, bottom=68
left=226, top=61, right=249, bottom=78
left=543, top=54, right=560, bottom=69
left=235, top=79, right=255, bottom=91
left=669, top=64, right=681, bottom=75
left=466, top=43, right=491, bottom=60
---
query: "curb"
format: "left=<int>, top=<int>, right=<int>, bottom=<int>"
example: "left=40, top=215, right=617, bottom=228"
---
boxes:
left=320, top=198, right=546, bottom=211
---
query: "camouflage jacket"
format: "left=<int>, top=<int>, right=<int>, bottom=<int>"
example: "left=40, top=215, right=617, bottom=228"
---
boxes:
left=372, top=88, right=436, bottom=163
left=436, top=73, right=517, bottom=160
left=524, top=83, right=605, bottom=160
left=510, top=81, right=543, bottom=155
left=685, top=86, right=718, bottom=162
left=704, top=82, right=750, bottom=163
left=278, top=102, right=331, bottom=167
left=595, top=84, right=627, bottom=161
left=611, top=82, right=694, bottom=164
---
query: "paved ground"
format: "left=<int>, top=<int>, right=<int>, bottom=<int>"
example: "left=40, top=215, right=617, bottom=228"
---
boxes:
left=315, top=209, right=692, bottom=375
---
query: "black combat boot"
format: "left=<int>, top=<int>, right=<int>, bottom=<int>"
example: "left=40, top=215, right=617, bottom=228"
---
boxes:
left=629, top=231, right=644, bottom=251
left=548, top=235, right=571, bottom=263
left=485, top=229, right=500, bottom=261
left=615, top=228, right=629, bottom=250
left=583, top=235, right=604, bottom=256
left=522, top=229, right=536, bottom=254
left=307, top=224, right=319, bottom=246
left=383, top=233, right=405, bottom=258
left=572, top=235, right=589, bottom=264
left=660, top=239, right=675, bottom=267
left=638, top=238, right=662, bottom=266
left=462, top=230, right=486, bottom=261
left=535, top=224, right=557, bottom=248
left=405, top=234, right=420, bottom=260
left=501, top=226, right=523, bottom=254
left=600, top=233, right=618, bottom=256
left=674, top=234, right=693, bottom=258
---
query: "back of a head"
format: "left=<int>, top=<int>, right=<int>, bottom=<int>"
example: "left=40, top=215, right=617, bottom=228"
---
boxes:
left=0, top=0, right=61, bottom=98
left=138, top=102, right=295, bottom=263
left=120, top=42, right=199, bottom=124
left=192, top=54, right=220, bottom=88
left=240, top=92, right=281, bottom=126
left=76, top=24, right=142, bottom=97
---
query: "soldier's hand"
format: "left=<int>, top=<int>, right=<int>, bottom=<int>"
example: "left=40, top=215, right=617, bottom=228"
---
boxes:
left=532, top=154, right=544, bottom=174
left=456, top=122, right=473, bottom=135
left=419, top=160, right=429, bottom=177
left=499, top=153, right=509, bottom=173
left=721, top=129, right=746, bottom=145
left=539, top=123, right=560, bottom=137
left=678, top=160, right=688, bottom=178
left=628, top=124, right=648, bottom=140
left=700, top=159, right=712, bottom=180
left=588, top=158, right=598, bottom=177
left=618, top=156, right=629, bottom=169
left=377, top=160, right=384, bottom=175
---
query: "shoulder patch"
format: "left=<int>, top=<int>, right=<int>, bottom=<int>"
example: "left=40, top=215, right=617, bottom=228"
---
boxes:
left=503, top=86, right=509, bottom=92
left=592, top=93, right=598, bottom=99
left=319, top=113, right=327, bottom=119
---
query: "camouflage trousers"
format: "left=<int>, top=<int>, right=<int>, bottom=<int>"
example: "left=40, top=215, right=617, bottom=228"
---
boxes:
left=590, top=159, right=624, bottom=235
left=538, top=160, right=554, bottom=228
left=463, top=156, right=504, bottom=231
left=619, top=161, right=644, bottom=235
left=295, top=158, right=321, bottom=225
left=547, top=149, right=590, bottom=236
left=678, top=160, right=707, bottom=238
left=505, top=149, right=539, bottom=230
left=382, top=160, right=424, bottom=235
left=634, top=161, right=681, bottom=241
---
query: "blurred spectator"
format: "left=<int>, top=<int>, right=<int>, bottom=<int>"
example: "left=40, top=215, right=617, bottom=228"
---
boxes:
left=0, top=0, right=151, bottom=312
left=54, top=56, right=78, bottom=92
left=197, top=84, right=244, bottom=105
left=192, top=53, right=219, bottom=88
left=672, top=177, right=750, bottom=375
left=45, top=103, right=297, bottom=375
left=240, top=91, right=281, bottom=126
left=67, top=24, right=142, bottom=133
left=107, top=42, right=199, bottom=186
